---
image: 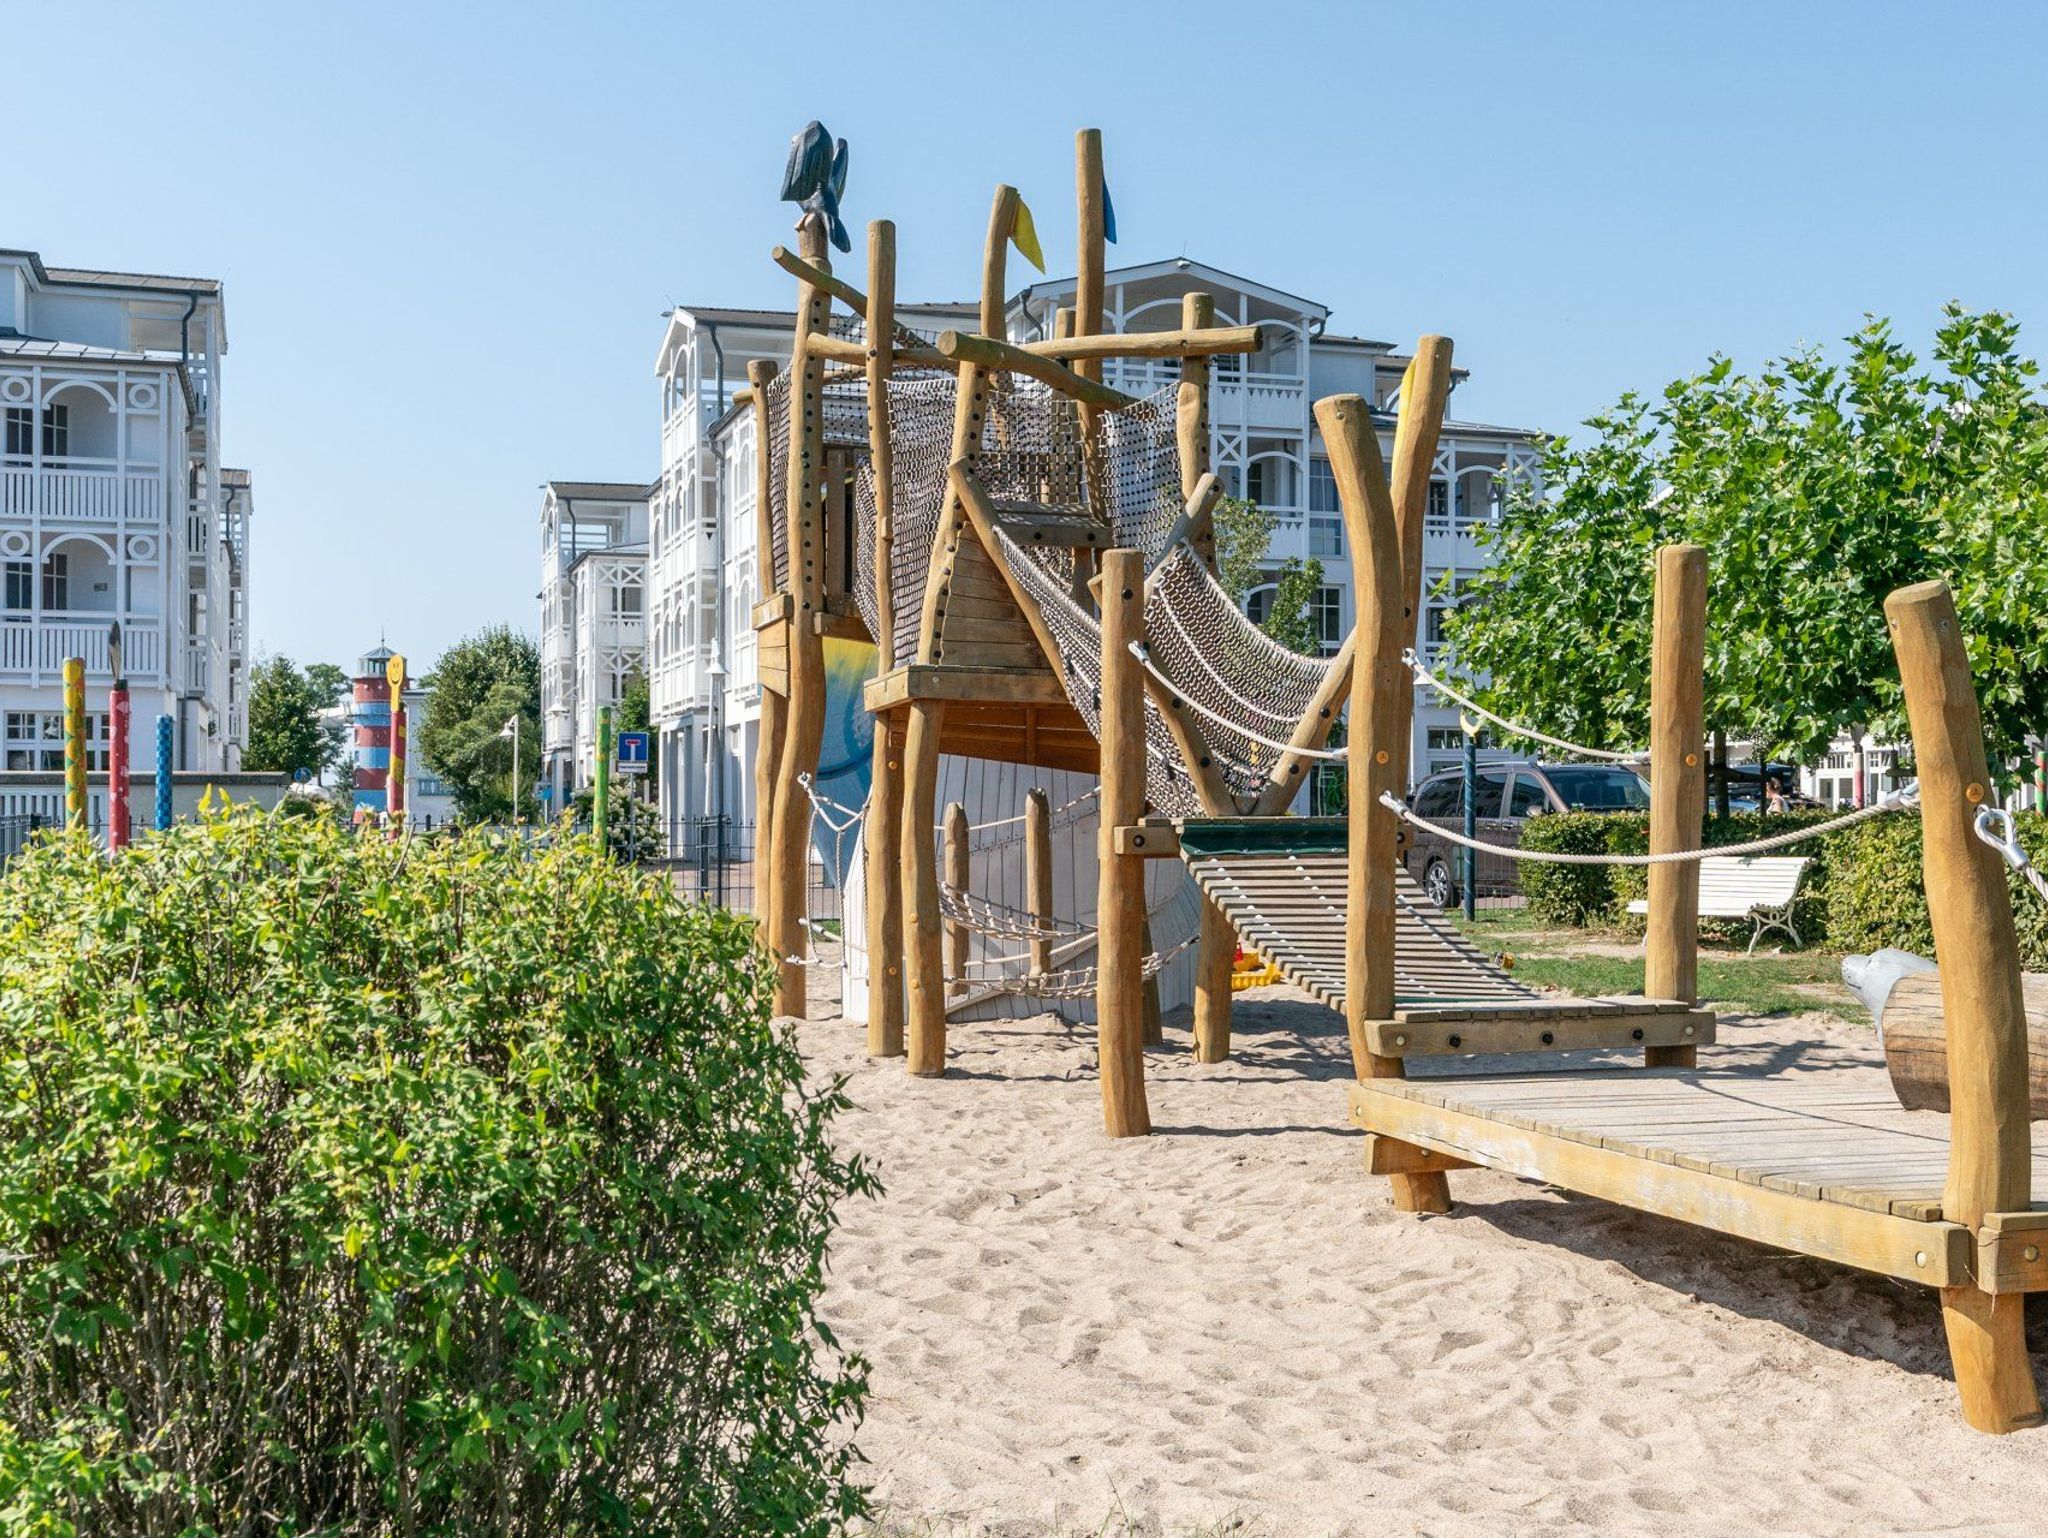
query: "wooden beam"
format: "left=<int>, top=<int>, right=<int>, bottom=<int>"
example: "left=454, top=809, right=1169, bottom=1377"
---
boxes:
left=748, top=358, right=784, bottom=942
left=1025, top=787, right=1054, bottom=977
left=1364, top=1008, right=1713, bottom=1058
left=1112, top=822, right=1182, bottom=858
left=902, top=700, right=947, bottom=1074
left=771, top=243, right=866, bottom=314
left=1363, top=1133, right=1476, bottom=1177
left=1645, top=544, right=1708, bottom=1068
left=1253, top=631, right=1354, bottom=817
left=1324, top=390, right=1449, bottom=1214
left=864, top=221, right=906, bottom=1060
left=1387, top=336, right=1453, bottom=793
left=944, top=801, right=970, bottom=990
left=1978, top=1211, right=2048, bottom=1295
left=1025, top=323, right=1265, bottom=362
left=809, top=331, right=954, bottom=371
left=863, top=663, right=1068, bottom=712
left=1097, top=548, right=1151, bottom=1138
left=934, top=330, right=1137, bottom=410
left=1888, top=577, right=2045, bottom=1432
left=1179, top=292, right=1217, bottom=570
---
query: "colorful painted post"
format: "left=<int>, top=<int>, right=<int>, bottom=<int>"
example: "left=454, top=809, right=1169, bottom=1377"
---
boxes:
left=62, top=657, right=86, bottom=832
left=154, top=715, right=174, bottom=831
left=594, top=705, right=613, bottom=851
left=385, top=653, right=408, bottom=825
left=107, top=622, right=131, bottom=851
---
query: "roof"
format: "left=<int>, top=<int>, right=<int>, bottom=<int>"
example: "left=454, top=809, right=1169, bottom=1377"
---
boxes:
left=676, top=300, right=979, bottom=328
left=1010, top=258, right=1330, bottom=323
left=1316, top=332, right=1395, bottom=352
left=0, top=333, right=177, bottom=366
left=1438, top=415, right=1544, bottom=440
left=1, top=249, right=221, bottom=296
left=568, top=542, right=649, bottom=575
left=547, top=479, right=654, bottom=501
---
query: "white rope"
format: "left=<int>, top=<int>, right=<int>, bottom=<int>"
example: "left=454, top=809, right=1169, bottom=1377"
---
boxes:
left=1129, top=643, right=1350, bottom=761
left=1378, top=783, right=1919, bottom=864
left=940, top=882, right=1091, bottom=939
left=797, top=773, right=866, bottom=834
left=1402, top=649, right=1644, bottom=764
left=1153, top=598, right=1310, bottom=727
left=1975, top=805, right=2048, bottom=902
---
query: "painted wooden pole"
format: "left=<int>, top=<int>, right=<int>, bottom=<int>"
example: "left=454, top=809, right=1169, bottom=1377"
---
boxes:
left=747, top=357, right=784, bottom=937
left=1321, top=392, right=1450, bottom=1214
left=107, top=622, right=130, bottom=851
left=153, top=715, right=173, bottom=831
left=944, top=801, right=970, bottom=992
left=385, top=653, right=407, bottom=827
left=863, top=223, right=907, bottom=1058
left=1644, top=544, right=1708, bottom=1065
left=1096, top=547, right=1151, bottom=1138
left=1886, top=579, right=2043, bottom=1434
left=1025, top=787, right=1053, bottom=977
left=62, top=657, right=86, bottom=832
left=770, top=214, right=833, bottom=1017
left=594, top=704, right=612, bottom=851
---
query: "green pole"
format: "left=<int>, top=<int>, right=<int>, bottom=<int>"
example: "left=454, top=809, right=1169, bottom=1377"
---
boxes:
left=594, top=705, right=612, bottom=851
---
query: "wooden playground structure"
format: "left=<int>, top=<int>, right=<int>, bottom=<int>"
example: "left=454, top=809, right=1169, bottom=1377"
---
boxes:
left=747, top=128, right=2044, bottom=1432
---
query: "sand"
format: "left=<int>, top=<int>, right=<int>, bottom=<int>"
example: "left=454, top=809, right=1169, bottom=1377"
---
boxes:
left=806, top=987, right=2047, bottom=1538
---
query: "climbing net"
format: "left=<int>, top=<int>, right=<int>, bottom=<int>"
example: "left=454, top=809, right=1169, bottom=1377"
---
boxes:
left=952, top=872, right=1206, bottom=1001
left=853, top=369, right=958, bottom=668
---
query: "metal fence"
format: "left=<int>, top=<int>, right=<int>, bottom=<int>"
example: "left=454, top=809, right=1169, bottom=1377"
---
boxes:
left=0, top=812, right=44, bottom=871
left=651, top=816, right=758, bottom=912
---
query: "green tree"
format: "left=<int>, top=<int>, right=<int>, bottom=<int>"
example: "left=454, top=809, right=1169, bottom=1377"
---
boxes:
left=1259, top=556, right=1326, bottom=655
left=1211, top=493, right=1273, bottom=607
left=417, top=626, right=541, bottom=820
left=304, top=661, right=351, bottom=709
left=1444, top=305, right=2048, bottom=776
left=618, top=666, right=658, bottom=794
left=244, top=655, right=338, bottom=781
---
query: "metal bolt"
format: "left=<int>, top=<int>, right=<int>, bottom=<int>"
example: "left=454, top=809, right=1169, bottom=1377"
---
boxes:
left=1540, top=1031, right=1554, bottom=1046
left=1631, top=1028, right=1645, bottom=1041
left=2026, top=1245, right=2042, bottom=1264
left=1447, top=1034, right=1462, bottom=1049
left=1915, top=1250, right=1928, bottom=1268
left=1394, top=1033, right=1407, bottom=1047
left=1966, top=783, right=1985, bottom=803
left=1683, top=1024, right=1696, bottom=1036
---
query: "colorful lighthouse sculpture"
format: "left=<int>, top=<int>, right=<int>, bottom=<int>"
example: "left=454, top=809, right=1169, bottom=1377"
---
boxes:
left=351, top=644, right=399, bottom=815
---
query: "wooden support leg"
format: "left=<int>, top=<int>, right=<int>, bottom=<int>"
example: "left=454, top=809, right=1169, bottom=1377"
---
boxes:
left=864, top=715, right=906, bottom=1057
left=944, top=801, right=970, bottom=994
left=1140, top=911, right=1164, bottom=1046
left=902, top=699, right=947, bottom=1076
left=1193, top=894, right=1234, bottom=1062
left=1097, top=550, right=1151, bottom=1137
left=1941, top=1286, right=2045, bottom=1434
left=755, top=682, right=788, bottom=969
left=1025, top=788, right=1054, bottom=977
left=1645, top=543, right=1707, bottom=1067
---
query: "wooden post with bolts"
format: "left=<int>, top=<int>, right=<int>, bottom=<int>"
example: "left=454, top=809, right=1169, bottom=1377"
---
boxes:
left=944, top=801, right=970, bottom=991
left=863, top=220, right=907, bottom=1057
left=748, top=357, right=784, bottom=939
left=1097, top=548, right=1151, bottom=1137
left=1645, top=544, right=1708, bottom=1065
left=1887, top=579, right=2043, bottom=1434
left=1025, top=787, right=1054, bottom=976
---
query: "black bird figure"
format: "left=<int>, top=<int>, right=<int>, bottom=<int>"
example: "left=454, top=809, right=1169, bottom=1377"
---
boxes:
left=779, top=120, right=851, bottom=254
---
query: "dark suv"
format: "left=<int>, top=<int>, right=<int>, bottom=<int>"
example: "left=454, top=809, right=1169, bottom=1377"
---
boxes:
left=1403, top=760, right=1651, bottom=907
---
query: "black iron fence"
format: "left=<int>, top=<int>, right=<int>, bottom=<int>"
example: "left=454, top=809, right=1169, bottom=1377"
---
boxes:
left=650, top=816, right=758, bottom=911
left=0, top=812, right=45, bottom=871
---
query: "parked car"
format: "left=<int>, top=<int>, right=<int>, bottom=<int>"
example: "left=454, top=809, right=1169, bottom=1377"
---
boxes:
left=1402, top=760, right=1651, bottom=907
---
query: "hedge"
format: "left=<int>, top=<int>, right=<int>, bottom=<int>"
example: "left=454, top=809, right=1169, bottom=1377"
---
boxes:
left=1519, top=806, right=2048, bottom=964
left=0, top=808, right=876, bottom=1536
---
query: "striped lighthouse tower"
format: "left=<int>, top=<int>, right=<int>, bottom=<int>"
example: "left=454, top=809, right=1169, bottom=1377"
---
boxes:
left=352, top=643, right=398, bottom=814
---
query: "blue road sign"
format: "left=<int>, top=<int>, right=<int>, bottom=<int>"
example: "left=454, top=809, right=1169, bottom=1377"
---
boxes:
left=616, top=731, right=650, bottom=775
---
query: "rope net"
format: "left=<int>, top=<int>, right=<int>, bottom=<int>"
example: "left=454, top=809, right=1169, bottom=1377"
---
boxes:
left=853, top=370, right=958, bottom=668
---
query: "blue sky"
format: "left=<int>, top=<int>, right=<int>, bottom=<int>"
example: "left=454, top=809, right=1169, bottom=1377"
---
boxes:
left=11, top=2, right=2048, bottom=671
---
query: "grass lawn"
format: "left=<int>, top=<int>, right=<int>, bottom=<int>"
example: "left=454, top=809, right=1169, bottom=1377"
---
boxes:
left=1451, top=906, right=1862, bottom=1022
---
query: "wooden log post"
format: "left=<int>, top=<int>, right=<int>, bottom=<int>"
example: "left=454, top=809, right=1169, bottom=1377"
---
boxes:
left=769, top=215, right=833, bottom=1016
left=1644, top=543, right=1708, bottom=1067
left=1387, top=338, right=1454, bottom=797
left=1887, top=579, right=2044, bottom=1435
left=1026, top=787, right=1054, bottom=976
left=1074, top=130, right=1109, bottom=515
left=1321, top=392, right=1450, bottom=1214
left=944, top=801, right=970, bottom=991
left=863, top=221, right=907, bottom=1057
left=748, top=360, right=784, bottom=935
left=1097, top=548, right=1152, bottom=1137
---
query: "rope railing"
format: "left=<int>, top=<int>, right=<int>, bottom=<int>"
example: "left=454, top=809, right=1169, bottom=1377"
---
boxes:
left=939, top=883, right=1091, bottom=940
left=1128, top=643, right=1349, bottom=761
left=1402, top=649, right=1645, bottom=764
left=1378, top=782, right=1919, bottom=865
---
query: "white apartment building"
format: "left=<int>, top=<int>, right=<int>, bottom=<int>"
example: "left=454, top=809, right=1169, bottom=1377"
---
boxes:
left=537, top=480, right=649, bottom=807
left=645, top=262, right=1541, bottom=834
left=1, top=248, right=248, bottom=774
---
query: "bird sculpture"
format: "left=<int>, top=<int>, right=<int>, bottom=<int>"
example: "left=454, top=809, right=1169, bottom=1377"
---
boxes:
left=780, top=121, right=851, bottom=254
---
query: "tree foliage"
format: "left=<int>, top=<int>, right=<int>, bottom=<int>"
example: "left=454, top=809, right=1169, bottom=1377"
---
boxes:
left=1211, top=494, right=1272, bottom=608
left=1259, top=556, right=1327, bottom=656
left=1444, top=306, right=2048, bottom=772
left=417, top=626, right=541, bottom=820
left=0, top=808, right=877, bottom=1534
left=243, top=654, right=341, bottom=780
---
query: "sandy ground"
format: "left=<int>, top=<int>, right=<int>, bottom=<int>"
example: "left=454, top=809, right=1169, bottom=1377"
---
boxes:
left=803, top=985, right=2048, bottom=1537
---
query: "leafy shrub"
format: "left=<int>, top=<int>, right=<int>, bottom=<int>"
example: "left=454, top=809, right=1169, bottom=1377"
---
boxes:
left=0, top=808, right=874, bottom=1536
left=1516, top=812, right=1622, bottom=924
left=1824, top=810, right=2048, bottom=968
left=569, top=788, right=666, bottom=861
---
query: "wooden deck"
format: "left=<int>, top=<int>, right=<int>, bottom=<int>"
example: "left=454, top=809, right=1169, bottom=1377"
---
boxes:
left=1351, top=1067, right=2048, bottom=1287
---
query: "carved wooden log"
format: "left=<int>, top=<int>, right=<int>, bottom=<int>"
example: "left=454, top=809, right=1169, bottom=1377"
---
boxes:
left=1883, top=969, right=2048, bottom=1118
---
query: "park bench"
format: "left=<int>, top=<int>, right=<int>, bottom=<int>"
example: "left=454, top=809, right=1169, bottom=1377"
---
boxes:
left=1625, top=853, right=1808, bottom=952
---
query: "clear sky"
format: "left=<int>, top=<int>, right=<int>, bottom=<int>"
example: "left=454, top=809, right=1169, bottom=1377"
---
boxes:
left=12, top=2, right=2048, bottom=672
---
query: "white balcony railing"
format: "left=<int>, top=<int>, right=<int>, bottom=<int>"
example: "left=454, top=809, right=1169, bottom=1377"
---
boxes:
left=0, top=465, right=166, bottom=523
left=0, top=617, right=165, bottom=679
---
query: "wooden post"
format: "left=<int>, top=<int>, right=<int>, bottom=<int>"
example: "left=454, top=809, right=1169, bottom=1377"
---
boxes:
left=944, top=801, right=970, bottom=991
left=748, top=358, right=784, bottom=935
left=1321, top=392, right=1449, bottom=1214
left=593, top=704, right=611, bottom=850
left=1887, top=579, right=2043, bottom=1434
left=1644, top=546, right=1707, bottom=1064
left=1097, top=548, right=1151, bottom=1137
left=863, top=222, right=906, bottom=1057
left=106, top=623, right=130, bottom=851
left=902, top=701, right=947, bottom=1074
left=1387, top=338, right=1454, bottom=797
left=770, top=216, right=833, bottom=1017
left=1025, top=787, right=1053, bottom=976
left=1074, top=130, right=1109, bottom=514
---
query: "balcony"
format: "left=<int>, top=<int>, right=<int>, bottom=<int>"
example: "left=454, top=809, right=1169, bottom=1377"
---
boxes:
left=1097, top=360, right=1308, bottom=433
left=0, top=464, right=166, bottom=524
left=0, top=616, right=164, bottom=681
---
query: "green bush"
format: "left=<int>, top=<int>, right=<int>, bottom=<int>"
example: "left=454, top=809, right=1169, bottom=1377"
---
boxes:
left=0, top=809, right=875, bottom=1536
left=1516, top=812, right=1623, bottom=924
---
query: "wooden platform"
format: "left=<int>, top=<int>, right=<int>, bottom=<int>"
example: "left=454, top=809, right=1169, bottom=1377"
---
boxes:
left=1351, top=1067, right=2048, bottom=1286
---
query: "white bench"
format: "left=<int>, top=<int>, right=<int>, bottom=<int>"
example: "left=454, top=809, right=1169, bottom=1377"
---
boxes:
left=1627, top=854, right=1809, bottom=953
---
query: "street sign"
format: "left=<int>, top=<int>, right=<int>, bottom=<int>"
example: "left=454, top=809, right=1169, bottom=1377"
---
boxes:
left=616, top=730, right=650, bottom=775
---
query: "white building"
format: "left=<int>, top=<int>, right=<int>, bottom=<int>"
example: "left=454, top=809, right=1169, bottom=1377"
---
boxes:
left=537, top=480, right=649, bottom=807
left=0, top=248, right=248, bottom=774
left=644, top=261, right=1540, bottom=834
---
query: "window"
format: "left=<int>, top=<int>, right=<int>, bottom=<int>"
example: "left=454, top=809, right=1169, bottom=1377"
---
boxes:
left=1426, top=479, right=1450, bottom=522
left=3, top=710, right=107, bottom=771
left=1309, top=456, right=1339, bottom=514
left=1540, top=766, right=1651, bottom=812
left=1473, top=771, right=1509, bottom=818
left=1309, top=518, right=1343, bottom=558
left=1312, top=586, right=1343, bottom=655
left=1506, top=775, right=1551, bottom=817
left=3, top=561, right=30, bottom=615
left=3, top=409, right=29, bottom=459
left=1427, top=725, right=1493, bottom=752
left=1243, top=585, right=1275, bottom=627
left=613, top=581, right=642, bottom=617
left=1411, top=775, right=1462, bottom=818
left=42, top=553, right=68, bottom=612
left=1246, top=459, right=1269, bottom=505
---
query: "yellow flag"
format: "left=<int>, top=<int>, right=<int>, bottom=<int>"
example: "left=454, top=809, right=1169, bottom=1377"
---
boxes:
left=1010, top=197, right=1045, bottom=273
